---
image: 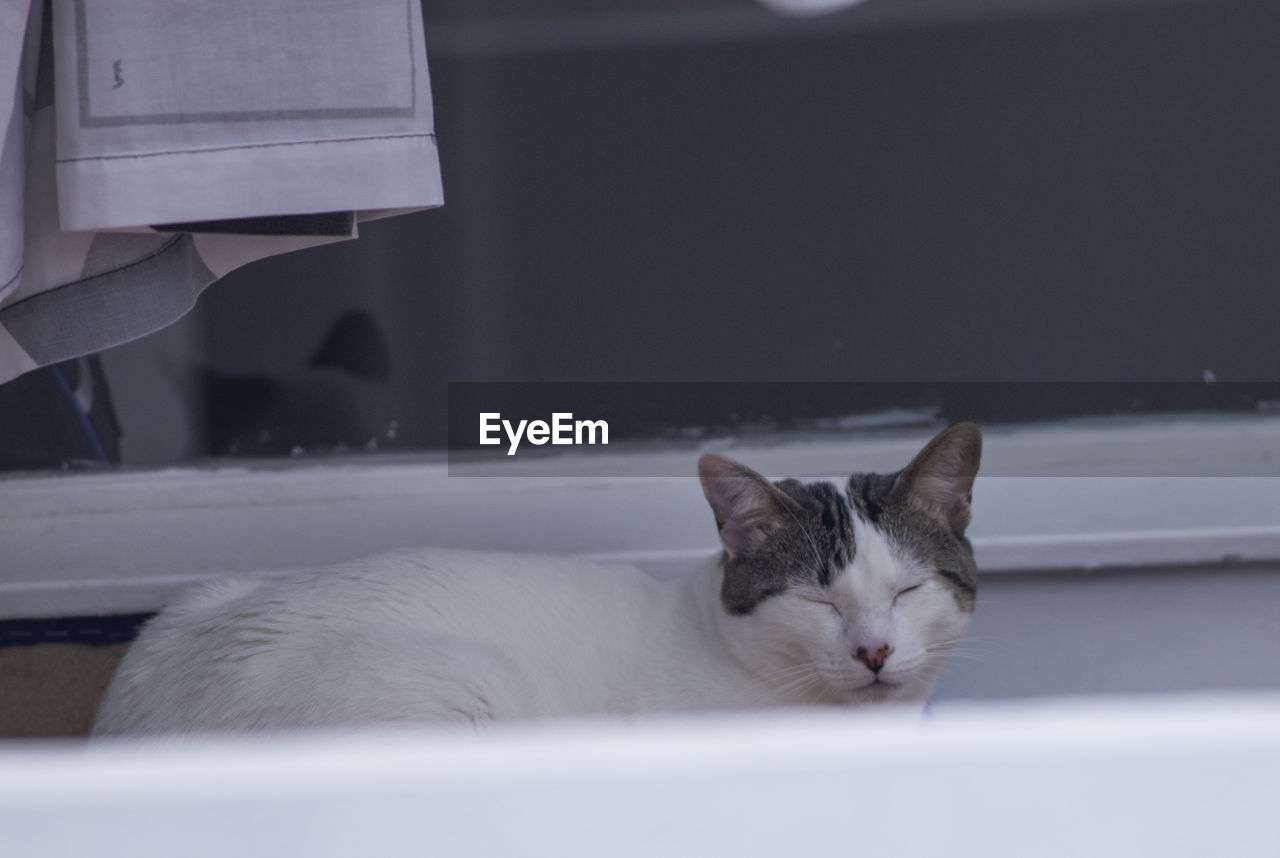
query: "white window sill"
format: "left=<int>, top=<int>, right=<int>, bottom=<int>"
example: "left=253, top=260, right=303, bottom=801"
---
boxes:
left=2, top=414, right=1278, bottom=620
left=3, top=694, right=1279, bottom=857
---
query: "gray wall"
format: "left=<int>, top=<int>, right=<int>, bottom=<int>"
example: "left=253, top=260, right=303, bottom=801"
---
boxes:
left=933, top=565, right=1280, bottom=701
left=106, top=0, right=1280, bottom=460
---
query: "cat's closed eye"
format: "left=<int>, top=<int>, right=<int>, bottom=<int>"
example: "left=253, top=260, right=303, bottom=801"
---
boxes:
left=893, top=584, right=923, bottom=603
left=804, top=597, right=841, bottom=616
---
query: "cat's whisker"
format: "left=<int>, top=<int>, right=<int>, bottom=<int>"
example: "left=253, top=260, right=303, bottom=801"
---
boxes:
left=927, top=641, right=991, bottom=658
left=917, top=657, right=959, bottom=674
left=776, top=674, right=831, bottom=700
left=765, top=673, right=824, bottom=694
left=952, top=634, right=1033, bottom=655
left=920, top=646, right=978, bottom=665
left=938, top=644, right=984, bottom=656
left=769, top=677, right=817, bottom=698
left=927, top=642, right=983, bottom=657
left=760, top=657, right=828, bottom=676
left=936, top=653, right=979, bottom=662
left=767, top=667, right=827, bottom=686
left=763, top=662, right=831, bottom=693
left=759, top=660, right=830, bottom=685
left=773, top=670, right=823, bottom=691
left=948, top=636, right=998, bottom=647
left=931, top=634, right=987, bottom=645
left=930, top=652, right=981, bottom=664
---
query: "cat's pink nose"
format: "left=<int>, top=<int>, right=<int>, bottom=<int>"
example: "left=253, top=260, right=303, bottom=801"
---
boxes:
left=855, top=644, right=893, bottom=673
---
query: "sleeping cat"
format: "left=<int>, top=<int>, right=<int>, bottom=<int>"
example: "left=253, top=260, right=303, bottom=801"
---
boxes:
left=93, top=422, right=981, bottom=735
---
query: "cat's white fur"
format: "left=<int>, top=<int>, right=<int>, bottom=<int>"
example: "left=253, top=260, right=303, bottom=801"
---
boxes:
left=94, top=502, right=967, bottom=735
left=95, top=421, right=984, bottom=735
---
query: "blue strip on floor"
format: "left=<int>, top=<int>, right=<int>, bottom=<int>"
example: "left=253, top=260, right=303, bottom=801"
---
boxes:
left=0, top=614, right=154, bottom=648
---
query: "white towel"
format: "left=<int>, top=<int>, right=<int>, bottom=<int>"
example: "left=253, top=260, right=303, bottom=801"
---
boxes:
left=0, top=0, right=443, bottom=383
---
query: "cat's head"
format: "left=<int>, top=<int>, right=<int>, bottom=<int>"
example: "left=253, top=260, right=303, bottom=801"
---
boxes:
left=698, top=421, right=981, bottom=706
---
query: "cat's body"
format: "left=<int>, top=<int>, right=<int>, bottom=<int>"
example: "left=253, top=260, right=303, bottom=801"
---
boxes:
left=93, top=423, right=982, bottom=735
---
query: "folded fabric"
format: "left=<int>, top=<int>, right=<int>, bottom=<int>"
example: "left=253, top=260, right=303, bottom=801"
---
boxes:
left=0, top=0, right=443, bottom=384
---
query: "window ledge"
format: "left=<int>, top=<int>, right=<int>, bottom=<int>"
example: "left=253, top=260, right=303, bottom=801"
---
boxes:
left=3, top=415, right=1278, bottom=619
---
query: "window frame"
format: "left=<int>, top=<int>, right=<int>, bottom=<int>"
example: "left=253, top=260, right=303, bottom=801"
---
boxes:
left=4, top=414, right=1278, bottom=621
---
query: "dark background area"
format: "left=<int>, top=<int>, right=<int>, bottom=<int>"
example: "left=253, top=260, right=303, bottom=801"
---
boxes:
left=100, top=0, right=1280, bottom=460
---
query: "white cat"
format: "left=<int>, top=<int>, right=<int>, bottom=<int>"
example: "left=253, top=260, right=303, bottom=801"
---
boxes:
left=93, top=422, right=982, bottom=735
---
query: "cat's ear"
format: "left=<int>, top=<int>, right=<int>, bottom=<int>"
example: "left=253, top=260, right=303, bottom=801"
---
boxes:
left=698, top=454, right=786, bottom=557
left=892, top=422, right=982, bottom=534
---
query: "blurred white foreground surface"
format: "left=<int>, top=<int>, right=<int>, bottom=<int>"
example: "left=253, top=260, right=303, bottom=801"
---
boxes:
left=3, top=694, right=1278, bottom=858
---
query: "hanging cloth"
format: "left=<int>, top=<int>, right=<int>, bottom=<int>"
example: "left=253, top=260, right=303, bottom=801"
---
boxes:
left=0, top=0, right=443, bottom=383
